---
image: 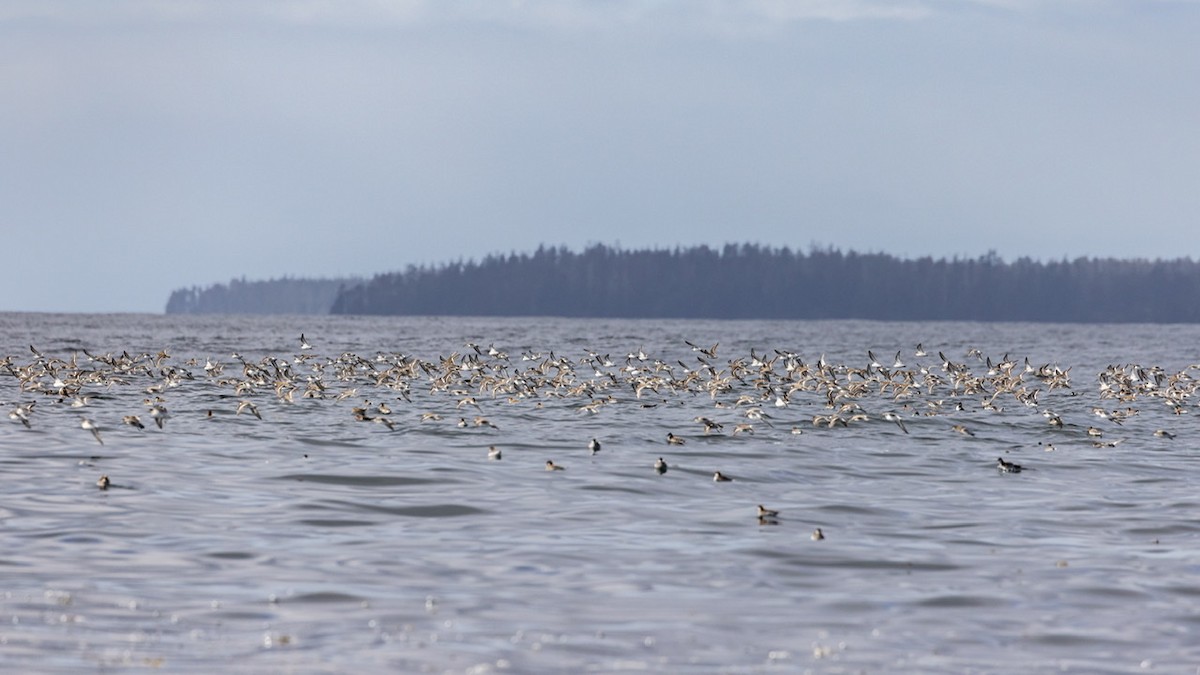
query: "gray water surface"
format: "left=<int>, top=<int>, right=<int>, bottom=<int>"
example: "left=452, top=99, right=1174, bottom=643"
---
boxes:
left=2, top=314, right=1199, bottom=673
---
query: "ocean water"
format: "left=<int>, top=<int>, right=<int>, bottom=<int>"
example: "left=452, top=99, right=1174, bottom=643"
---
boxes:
left=2, top=313, right=1200, bottom=674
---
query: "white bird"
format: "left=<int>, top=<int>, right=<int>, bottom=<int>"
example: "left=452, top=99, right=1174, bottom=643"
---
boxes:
left=147, top=403, right=169, bottom=429
left=81, top=418, right=103, bottom=445
left=882, top=411, right=909, bottom=434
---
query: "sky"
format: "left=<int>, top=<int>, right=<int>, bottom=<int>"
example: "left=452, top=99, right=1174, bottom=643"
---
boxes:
left=2, top=0, right=1198, bottom=313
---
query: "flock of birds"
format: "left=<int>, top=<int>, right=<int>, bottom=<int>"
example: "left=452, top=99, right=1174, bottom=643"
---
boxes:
left=4, top=334, right=1196, bottom=537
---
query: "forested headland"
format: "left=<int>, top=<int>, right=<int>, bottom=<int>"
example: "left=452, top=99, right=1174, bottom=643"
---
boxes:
left=165, top=276, right=358, bottom=315
left=166, top=244, right=1200, bottom=322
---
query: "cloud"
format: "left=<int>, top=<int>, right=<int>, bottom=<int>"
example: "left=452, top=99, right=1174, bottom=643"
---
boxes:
left=0, top=0, right=944, bottom=34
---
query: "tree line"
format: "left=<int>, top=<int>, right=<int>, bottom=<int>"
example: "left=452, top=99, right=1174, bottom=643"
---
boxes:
left=326, top=244, right=1200, bottom=322
left=165, top=276, right=357, bottom=315
left=164, top=244, right=1200, bottom=322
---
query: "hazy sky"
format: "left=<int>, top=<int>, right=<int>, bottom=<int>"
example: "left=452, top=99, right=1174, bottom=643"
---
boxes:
left=2, top=1, right=1198, bottom=313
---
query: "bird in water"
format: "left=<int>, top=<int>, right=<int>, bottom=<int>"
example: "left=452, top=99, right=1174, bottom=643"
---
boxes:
left=812, top=528, right=825, bottom=541
left=757, top=504, right=779, bottom=518
left=666, top=433, right=685, bottom=445
left=997, top=457, right=1023, bottom=473
left=488, top=445, right=502, bottom=460
left=122, top=415, right=145, bottom=429
left=713, top=471, right=733, bottom=482
left=654, top=457, right=668, bottom=474
left=96, top=475, right=111, bottom=490
left=588, top=438, right=601, bottom=454
left=545, top=460, right=565, bottom=471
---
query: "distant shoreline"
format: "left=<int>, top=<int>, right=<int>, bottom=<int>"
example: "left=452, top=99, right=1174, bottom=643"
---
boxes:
left=165, top=244, right=1200, bottom=323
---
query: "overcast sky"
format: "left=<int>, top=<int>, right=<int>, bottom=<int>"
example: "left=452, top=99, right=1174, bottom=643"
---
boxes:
left=2, top=1, right=1197, bottom=313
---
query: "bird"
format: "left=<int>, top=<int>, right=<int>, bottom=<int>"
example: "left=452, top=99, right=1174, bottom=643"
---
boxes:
left=81, top=418, right=103, bottom=445
left=488, top=445, right=502, bottom=460
left=812, top=528, right=825, bottom=541
left=654, top=457, right=668, bottom=474
left=713, top=471, right=733, bottom=482
left=122, top=415, right=145, bottom=429
left=9, top=405, right=32, bottom=428
left=997, top=457, right=1023, bottom=473
left=694, top=416, right=724, bottom=434
left=588, top=438, right=601, bottom=454
left=666, top=433, right=685, bottom=445
left=147, top=403, right=169, bottom=429
left=952, top=424, right=975, bottom=437
left=882, top=411, right=908, bottom=434
left=1154, top=429, right=1176, bottom=439
left=96, top=475, right=110, bottom=490
left=757, top=504, right=779, bottom=518
left=545, top=460, right=565, bottom=471
left=236, top=399, right=262, bottom=420
left=299, top=333, right=313, bottom=350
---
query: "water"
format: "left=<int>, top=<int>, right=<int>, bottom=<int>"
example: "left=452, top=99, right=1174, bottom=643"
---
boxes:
left=2, top=313, right=1200, bottom=673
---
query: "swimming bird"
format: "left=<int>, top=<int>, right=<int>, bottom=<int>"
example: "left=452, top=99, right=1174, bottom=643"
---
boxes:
left=654, top=457, right=668, bottom=474
left=666, top=433, right=685, bottom=445
left=488, top=445, right=502, bottom=460
left=81, top=418, right=103, bottom=445
left=545, top=460, right=565, bottom=471
left=713, top=471, right=733, bottom=482
left=588, top=438, right=601, bottom=454
left=694, top=416, right=724, bottom=434
left=812, top=528, right=825, bottom=541
left=1154, top=429, right=1176, bottom=439
left=951, top=424, right=975, bottom=437
left=96, top=475, right=110, bottom=490
left=997, top=457, right=1023, bottom=473
left=122, top=414, right=145, bottom=429
left=757, top=504, right=779, bottom=518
